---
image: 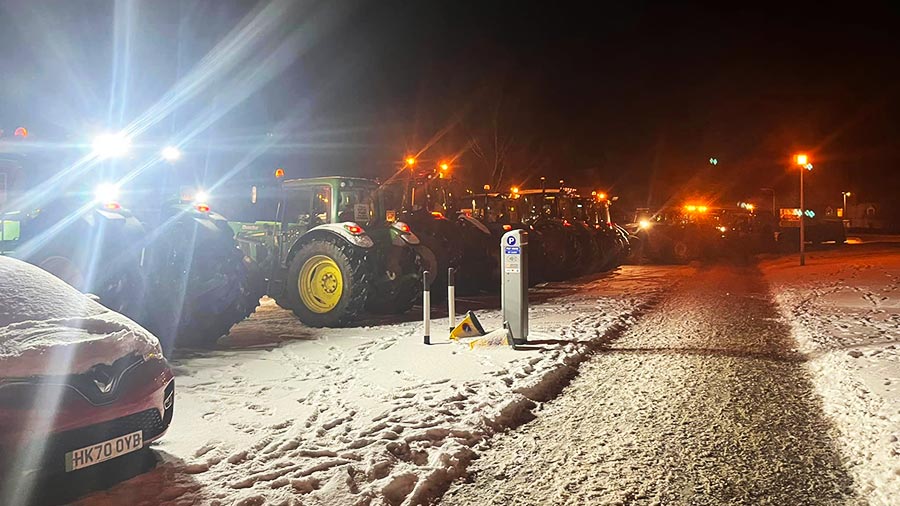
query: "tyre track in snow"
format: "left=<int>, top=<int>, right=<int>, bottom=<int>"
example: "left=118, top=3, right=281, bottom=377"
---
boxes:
left=442, top=263, right=862, bottom=506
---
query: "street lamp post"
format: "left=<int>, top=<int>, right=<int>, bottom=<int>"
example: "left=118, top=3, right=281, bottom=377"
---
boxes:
left=841, top=191, right=851, bottom=221
left=404, top=156, right=416, bottom=209
left=795, top=154, right=810, bottom=266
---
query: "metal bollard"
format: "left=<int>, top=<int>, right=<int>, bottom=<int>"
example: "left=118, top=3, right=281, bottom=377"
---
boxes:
left=423, top=271, right=431, bottom=345
left=448, top=267, right=456, bottom=331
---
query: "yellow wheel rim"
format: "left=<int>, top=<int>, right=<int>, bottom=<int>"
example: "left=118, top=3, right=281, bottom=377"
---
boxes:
left=299, top=255, right=343, bottom=313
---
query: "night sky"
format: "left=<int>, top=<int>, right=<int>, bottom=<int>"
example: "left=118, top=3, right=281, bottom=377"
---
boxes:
left=1, top=0, right=898, bottom=215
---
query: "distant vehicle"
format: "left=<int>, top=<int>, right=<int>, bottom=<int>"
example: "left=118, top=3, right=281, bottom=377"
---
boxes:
left=776, top=208, right=845, bottom=248
left=626, top=205, right=772, bottom=263
left=0, top=256, right=174, bottom=480
left=517, top=187, right=613, bottom=279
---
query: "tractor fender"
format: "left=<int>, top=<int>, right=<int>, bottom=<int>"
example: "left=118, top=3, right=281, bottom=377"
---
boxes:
left=390, top=222, right=421, bottom=246
left=185, top=210, right=234, bottom=236
left=457, top=214, right=491, bottom=235
left=312, top=223, right=375, bottom=248
left=286, top=223, right=373, bottom=264
left=85, top=207, right=145, bottom=234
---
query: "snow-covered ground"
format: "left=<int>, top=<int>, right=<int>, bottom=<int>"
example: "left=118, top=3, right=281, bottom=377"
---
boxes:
left=77, top=265, right=688, bottom=506
left=761, top=243, right=900, bottom=504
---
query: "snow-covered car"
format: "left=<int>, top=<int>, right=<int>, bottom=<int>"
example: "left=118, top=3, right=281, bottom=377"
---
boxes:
left=0, top=256, right=174, bottom=478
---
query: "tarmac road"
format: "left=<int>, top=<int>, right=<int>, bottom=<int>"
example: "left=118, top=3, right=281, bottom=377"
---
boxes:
left=442, top=262, right=862, bottom=506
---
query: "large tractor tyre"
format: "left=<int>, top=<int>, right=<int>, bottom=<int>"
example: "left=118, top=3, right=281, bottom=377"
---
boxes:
left=141, top=207, right=264, bottom=352
left=32, top=245, right=146, bottom=316
left=20, top=211, right=147, bottom=316
left=625, top=236, right=644, bottom=264
left=670, top=239, right=694, bottom=264
left=412, top=232, right=460, bottom=296
left=366, top=244, right=429, bottom=315
left=524, top=232, right=548, bottom=286
left=273, top=295, right=294, bottom=310
left=146, top=246, right=262, bottom=352
left=535, top=225, right=572, bottom=281
left=286, top=239, right=369, bottom=327
left=366, top=279, right=419, bottom=315
left=560, top=229, right=591, bottom=279
left=594, top=233, right=618, bottom=272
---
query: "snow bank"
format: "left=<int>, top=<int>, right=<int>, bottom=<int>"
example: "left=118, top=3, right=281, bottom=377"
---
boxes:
left=76, top=265, right=686, bottom=506
left=0, top=256, right=160, bottom=377
left=762, top=244, right=900, bottom=505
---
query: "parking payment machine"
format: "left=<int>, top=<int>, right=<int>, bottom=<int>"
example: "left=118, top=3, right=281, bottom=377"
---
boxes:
left=501, top=230, right=528, bottom=344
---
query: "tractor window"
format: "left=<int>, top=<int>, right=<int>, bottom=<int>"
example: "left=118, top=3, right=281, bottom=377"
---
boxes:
left=312, top=186, right=332, bottom=224
left=283, top=189, right=312, bottom=226
left=284, top=186, right=332, bottom=227
left=528, top=195, right=558, bottom=218
left=337, top=188, right=374, bottom=225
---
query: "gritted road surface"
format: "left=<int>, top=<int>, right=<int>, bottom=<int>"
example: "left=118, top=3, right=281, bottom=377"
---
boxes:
left=442, top=263, right=861, bottom=506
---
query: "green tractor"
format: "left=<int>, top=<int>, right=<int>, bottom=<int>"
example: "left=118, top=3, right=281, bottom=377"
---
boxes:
left=1, top=128, right=263, bottom=352
left=231, top=176, right=432, bottom=327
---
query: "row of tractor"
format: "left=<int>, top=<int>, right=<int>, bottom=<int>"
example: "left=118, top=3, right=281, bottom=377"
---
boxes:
left=226, top=174, right=632, bottom=336
left=1, top=126, right=630, bottom=353
left=2, top=128, right=843, bottom=353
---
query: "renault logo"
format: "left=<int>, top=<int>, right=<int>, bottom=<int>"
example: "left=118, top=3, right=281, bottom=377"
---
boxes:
left=91, top=368, right=114, bottom=394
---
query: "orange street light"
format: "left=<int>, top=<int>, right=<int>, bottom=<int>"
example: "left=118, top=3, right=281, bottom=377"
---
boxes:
left=511, top=186, right=519, bottom=194
left=597, top=192, right=607, bottom=200
left=405, top=157, right=416, bottom=167
left=439, top=162, right=449, bottom=171
left=794, top=153, right=812, bottom=266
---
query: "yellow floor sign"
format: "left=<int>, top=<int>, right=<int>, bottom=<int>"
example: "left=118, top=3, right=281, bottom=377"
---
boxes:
left=449, top=311, right=486, bottom=340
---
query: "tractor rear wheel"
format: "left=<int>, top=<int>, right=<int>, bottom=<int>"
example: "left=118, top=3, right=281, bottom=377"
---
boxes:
left=286, top=239, right=369, bottom=327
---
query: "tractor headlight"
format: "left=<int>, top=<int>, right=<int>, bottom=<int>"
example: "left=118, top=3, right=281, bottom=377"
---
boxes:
left=94, top=183, right=120, bottom=203
left=92, top=133, right=131, bottom=159
left=161, top=146, right=181, bottom=162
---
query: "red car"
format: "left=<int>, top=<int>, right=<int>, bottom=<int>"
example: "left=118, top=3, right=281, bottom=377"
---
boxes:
left=0, top=256, right=174, bottom=481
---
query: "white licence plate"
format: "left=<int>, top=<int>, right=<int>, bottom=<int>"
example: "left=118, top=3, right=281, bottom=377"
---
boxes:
left=65, top=430, right=143, bottom=472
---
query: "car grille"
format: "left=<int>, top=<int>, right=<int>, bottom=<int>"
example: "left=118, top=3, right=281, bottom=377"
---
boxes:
left=67, top=353, right=144, bottom=406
